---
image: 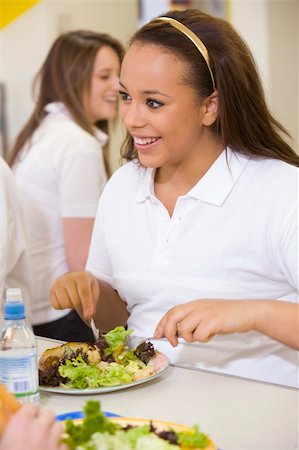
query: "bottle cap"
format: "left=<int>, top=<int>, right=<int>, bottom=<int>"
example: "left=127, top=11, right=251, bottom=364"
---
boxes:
left=5, top=288, right=25, bottom=320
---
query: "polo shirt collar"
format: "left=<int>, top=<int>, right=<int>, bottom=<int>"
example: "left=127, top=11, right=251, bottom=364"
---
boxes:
left=44, top=102, right=108, bottom=146
left=136, top=147, right=251, bottom=206
left=94, top=128, right=108, bottom=146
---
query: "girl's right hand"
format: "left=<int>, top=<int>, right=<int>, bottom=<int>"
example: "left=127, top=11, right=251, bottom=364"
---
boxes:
left=50, top=270, right=100, bottom=320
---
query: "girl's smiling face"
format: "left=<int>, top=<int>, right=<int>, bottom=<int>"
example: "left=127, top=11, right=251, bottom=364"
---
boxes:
left=119, top=43, right=218, bottom=170
left=83, top=45, right=121, bottom=123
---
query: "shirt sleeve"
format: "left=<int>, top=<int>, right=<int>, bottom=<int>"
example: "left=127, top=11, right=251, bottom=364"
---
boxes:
left=278, top=206, right=299, bottom=291
left=85, top=186, right=114, bottom=286
left=57, top=142, right=107, bottom=218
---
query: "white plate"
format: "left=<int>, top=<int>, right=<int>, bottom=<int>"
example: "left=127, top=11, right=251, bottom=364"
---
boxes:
left=39, top=352, right=170, bottom=395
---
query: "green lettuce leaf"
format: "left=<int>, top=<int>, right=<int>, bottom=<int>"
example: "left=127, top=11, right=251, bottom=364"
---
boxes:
left=58, top=356, right=134, bottom=388
left=126, top=424, right=151, bottom=446
left=59, top=356, right=103, bottom=389
left=94, top=362, right=132, bottom=386
left=104, top=326, right=132, bottom=356
left=63, top=400, right=120, bottom=449
left=80, top=429, right=178, bottom=450
left=177, top=425, right=209, bottom=448
left=116, top=349, right=146, bottom=368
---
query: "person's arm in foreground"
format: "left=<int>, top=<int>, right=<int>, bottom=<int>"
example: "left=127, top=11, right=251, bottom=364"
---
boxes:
left=63, top=218, right=95, bottom=270
left=51, top=270, right=129, bottom=332
left=154, top=299, right=299, bottom=350
left=0, top=403, right=67, bottom=450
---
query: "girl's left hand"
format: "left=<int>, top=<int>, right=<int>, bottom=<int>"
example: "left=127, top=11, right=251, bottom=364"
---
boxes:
left=154, top=299, right=257, bottom=346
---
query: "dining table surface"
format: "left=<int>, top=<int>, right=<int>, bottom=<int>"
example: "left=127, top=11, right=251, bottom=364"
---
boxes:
left=37, top=336, right=299, bottom=450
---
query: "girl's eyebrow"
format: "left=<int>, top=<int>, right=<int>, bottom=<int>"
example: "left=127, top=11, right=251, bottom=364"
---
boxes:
left=119, top=80, right=172, bottom=98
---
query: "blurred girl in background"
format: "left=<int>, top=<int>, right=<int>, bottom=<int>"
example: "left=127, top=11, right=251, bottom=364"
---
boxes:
left=7, top=30, right=124, bottom=341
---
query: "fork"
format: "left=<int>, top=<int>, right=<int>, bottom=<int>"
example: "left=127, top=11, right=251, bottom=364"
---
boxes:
left=90, top=318, right=100, bottom=341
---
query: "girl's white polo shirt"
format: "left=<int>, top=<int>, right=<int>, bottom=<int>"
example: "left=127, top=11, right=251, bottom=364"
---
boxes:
left=86, top=148, right=298, bottom=387
left=14, top=102, right=108, bottom=325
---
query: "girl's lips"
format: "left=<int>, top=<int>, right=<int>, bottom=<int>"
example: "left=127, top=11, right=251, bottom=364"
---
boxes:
left=133, top=136, right=161, bottom=152
left=134, top=136, right=160, bottom=145
left=134, top=138, right=161, bottom=152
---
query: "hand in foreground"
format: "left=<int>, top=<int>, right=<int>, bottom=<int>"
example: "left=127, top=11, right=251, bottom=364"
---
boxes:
left=50, top=270, right=100, bottom=320
left=0, top=404, right=67, bottom=450
left=154, top=299, right=257, bottom=346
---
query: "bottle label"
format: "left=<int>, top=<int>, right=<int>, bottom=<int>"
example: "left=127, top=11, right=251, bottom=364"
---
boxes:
left=0, top=352, right=39, bottom=397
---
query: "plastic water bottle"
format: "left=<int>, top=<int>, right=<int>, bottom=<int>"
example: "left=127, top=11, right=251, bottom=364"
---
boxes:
left=0, top=288, right=39, bottom=404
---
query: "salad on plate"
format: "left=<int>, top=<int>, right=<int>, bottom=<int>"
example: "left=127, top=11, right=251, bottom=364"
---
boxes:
left=62, top=400, right=217, bottom=450
left=39, top=326, right=169, bottom=390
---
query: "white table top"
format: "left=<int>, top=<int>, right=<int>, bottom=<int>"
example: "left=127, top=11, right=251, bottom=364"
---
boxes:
left=37, top=337, right=299, bottom=450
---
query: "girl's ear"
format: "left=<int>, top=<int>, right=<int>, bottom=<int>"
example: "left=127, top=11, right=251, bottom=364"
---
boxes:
left=202, top=90, right=219, bottom=126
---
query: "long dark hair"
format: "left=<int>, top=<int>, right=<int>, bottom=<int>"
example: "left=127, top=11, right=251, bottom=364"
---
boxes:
left=121, top=9, right=299, bottom=167
left=7, top=30, right=124, bottom=175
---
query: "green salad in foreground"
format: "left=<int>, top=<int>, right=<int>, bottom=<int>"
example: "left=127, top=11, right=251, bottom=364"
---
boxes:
left=39, top=326, right=158, bottom=389
left=62, top=400, right=214, bottom=450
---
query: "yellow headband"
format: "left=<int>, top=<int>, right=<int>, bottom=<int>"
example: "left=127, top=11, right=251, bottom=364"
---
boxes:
left=156, top=17, right=216, bottom=91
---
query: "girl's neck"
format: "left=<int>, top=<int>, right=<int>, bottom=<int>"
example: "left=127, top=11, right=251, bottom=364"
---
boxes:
left=154, top=142, right=224, bottom=217
left=155, top=142, right=224, bottom=195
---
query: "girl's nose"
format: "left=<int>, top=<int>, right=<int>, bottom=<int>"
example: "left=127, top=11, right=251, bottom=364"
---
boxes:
left=120, top=103, right=145, bottom=129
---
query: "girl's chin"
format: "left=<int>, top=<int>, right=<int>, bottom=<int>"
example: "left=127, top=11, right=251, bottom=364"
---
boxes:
left=137, top=154, right=162, bottom=169
left=94, top=109, right=117, bottom=122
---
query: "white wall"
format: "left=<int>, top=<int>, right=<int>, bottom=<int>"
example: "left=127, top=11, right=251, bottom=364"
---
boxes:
left=0, top=0, right=138, bottom=170
left=268, top=0, right=298, bottom=151
left=138, top=0, right=168, bottom=26
left=230, top=0, right=270, bottom=97
left=0, top=2, right=51, bottom=153
left=230, top=0, right=298, bottom=152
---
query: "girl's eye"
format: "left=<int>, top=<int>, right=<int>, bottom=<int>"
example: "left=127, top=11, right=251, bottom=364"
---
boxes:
left=119, top=90, right=131, bottom=102
left=95, top=72, right=110, bottom=80
left=146, top=99, right=163, bottom=108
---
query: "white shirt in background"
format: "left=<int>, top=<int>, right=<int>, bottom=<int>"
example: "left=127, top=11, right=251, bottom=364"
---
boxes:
left=14, top=102, right=108, bottom=325
left=86, top=148, right=299, bottom=387
left=0, top=158, right=32, bottom=325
